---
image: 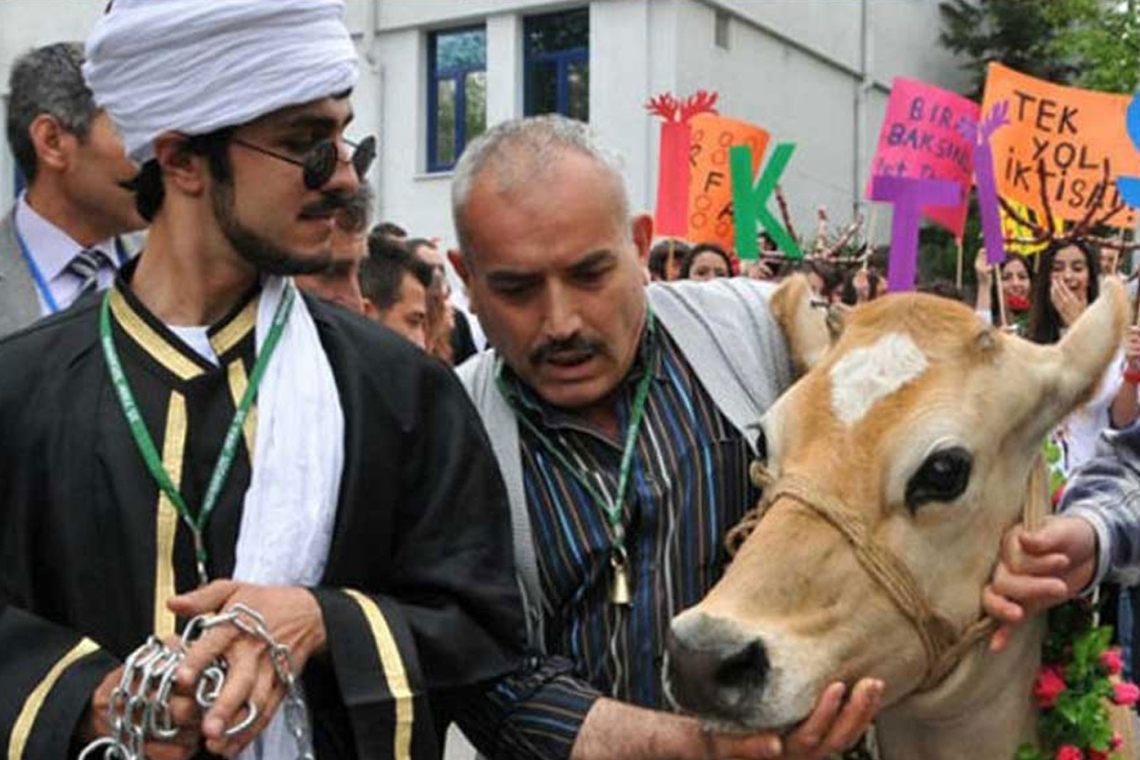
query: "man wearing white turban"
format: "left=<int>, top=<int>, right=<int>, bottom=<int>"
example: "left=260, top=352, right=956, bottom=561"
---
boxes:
left=0, top=2, right=528, bottom=759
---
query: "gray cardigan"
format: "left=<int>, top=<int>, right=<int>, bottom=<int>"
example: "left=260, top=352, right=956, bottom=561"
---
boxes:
left=0, top=209, right=41, bottom=339
left=457, top=278, right=793, bottom=650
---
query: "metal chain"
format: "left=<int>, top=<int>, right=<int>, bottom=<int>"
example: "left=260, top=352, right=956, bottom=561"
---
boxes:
left=79, top=604, right=313, bottom=760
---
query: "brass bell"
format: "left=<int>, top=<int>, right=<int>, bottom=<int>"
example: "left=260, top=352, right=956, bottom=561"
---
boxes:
left=610, top=556, right=632, bottom=606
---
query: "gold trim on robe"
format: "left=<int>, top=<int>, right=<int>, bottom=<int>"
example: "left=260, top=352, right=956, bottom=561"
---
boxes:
left=153, top=391, right=187, bottom=637
left=226, top=361, right=257, bottom=460
left=210, top=297, right=258, bottom=357
left=109, top=289, right=204, bottom=382
left=8, top=638, right=100, bottom=760
left=343, top=589, right=414, bottom=760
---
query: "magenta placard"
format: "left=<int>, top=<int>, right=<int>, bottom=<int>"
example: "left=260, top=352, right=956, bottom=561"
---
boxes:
left=867, top=77, right=980, bottom=237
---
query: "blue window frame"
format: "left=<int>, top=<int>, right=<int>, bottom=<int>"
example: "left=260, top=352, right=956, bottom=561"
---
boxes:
left=524, top=8, right=589, bottom=121
left=427, top=26, right=487, bottom=172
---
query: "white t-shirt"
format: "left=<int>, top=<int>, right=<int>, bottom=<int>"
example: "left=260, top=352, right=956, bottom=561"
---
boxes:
left=167, top=324, right=218, bottom=365
left=1050, top=348, right=1131, bottom=478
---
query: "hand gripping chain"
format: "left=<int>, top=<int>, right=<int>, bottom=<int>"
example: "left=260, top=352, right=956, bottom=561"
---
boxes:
left=79, top=604, right=314, bottom=760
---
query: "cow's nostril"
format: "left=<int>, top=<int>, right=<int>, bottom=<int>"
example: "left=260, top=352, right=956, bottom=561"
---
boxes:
left=715, top=639, right=769, bottom=691
left=666, top=613, right=770, bottom=719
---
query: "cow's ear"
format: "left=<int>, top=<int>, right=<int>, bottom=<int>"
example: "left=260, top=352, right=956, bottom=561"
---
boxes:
left=769, top=273, right=838, bottom=376
left=1014, top=276, right=1128, bottom=441
left=1050, top=275, right=1128, bottom=406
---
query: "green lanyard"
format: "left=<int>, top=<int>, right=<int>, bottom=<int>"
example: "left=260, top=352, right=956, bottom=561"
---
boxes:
left=99, top=283, right=295, bottom=586
left=497, top=310, right=657, bottom=605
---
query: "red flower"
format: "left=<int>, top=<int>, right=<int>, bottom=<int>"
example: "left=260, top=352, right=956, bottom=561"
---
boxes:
left=1112, top=681, right=1140, bottom=706
left=1056, top=745, right=1084, bottom=760
left=1007, top=295, right=1031, bottom=312
left=1088, top=749, right=1109, bottom=760
left=1035, top=666, right=1067, bottom=708
left=1112, top=733, right=1123, bottom=750
left=1100, top=648, right=1124, bottom=676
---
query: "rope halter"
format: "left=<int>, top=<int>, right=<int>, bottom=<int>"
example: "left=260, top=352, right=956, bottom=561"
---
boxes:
left=726, top=458, right=1049, bottom=691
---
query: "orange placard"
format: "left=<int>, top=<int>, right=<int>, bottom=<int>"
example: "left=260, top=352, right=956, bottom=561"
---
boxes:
left=982, top=62, right=1139, bottom=228
left=687, top=113, right=769, bottom=249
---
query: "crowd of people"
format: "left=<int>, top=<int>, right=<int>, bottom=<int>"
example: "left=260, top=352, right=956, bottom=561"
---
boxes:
left=1, top=2, right=1139, bottom=760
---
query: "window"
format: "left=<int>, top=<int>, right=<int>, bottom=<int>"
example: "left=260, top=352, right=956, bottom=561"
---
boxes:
left=428, top=26, right=487, bottom=172
left=715, top=10, right=731, bottom=50
left=524, top=8, right=589, bottom=121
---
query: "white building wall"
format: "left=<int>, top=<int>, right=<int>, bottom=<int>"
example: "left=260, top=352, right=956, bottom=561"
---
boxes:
left=672, top=1, right=859, bottom=234
left=589, top=0, right=653, bottom=217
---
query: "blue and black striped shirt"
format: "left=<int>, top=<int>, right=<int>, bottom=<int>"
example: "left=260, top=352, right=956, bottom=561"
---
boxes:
left=459, top=320, right=759, bottom=757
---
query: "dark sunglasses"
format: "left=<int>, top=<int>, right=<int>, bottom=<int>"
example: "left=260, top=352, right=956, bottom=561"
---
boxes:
left=231, top=135, right=377, bottom=190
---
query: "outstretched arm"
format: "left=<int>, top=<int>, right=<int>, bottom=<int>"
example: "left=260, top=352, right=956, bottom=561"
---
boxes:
left=984, top=429, right=1140, bottom=651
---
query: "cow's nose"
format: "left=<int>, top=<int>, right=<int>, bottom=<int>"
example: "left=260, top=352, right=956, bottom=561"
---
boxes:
left=666, top=612, right=769, bottom=718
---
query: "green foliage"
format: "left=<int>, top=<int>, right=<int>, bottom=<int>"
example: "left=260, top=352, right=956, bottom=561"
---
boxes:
left=1015, top=744, right=1045, bottom=760
left=1024, top=599, right=1125, bottom=759
left=1052, top=0, right=1140, bottom=93
left=939, top=0, right=1140, bottom=96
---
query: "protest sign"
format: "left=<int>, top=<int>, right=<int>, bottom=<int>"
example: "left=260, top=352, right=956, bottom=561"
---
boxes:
left=870, top=176, right=961, bottom=292
left=1119, top=92, right=1140, bottom=209
left=687, top=113, right=769, bottom=249
left=867, top=77, right=978, bottom=236
left=982, top=62, right=1139, bottom=228
left=646, top=91, right=719, bottom=236
left=731, top=144, right=801, bottom=260
left=1001, top=198, right=1060, bottom=256
left=960, top=101, right=1011, bottom=265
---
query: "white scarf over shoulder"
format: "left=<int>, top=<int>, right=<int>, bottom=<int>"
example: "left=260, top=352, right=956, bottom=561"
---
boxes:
left=234, top=277, right=344, bottom=759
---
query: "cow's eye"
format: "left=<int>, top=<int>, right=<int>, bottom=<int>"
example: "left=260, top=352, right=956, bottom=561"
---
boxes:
left=906, top=447, right=972, bottom=511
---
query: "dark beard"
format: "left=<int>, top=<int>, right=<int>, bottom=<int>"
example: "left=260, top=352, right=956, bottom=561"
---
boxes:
left=210, top=180, right=331, bottom=276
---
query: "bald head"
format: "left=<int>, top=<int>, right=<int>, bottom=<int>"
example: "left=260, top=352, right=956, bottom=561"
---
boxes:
left=451, top=115, right=630, bottom=262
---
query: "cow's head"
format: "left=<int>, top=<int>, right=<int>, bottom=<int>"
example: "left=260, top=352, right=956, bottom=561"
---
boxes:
left=665, top=275, right=1127, bottom=732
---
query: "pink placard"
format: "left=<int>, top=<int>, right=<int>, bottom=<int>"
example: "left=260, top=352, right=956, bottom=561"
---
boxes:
left=867, top=77, right=980, bottom=237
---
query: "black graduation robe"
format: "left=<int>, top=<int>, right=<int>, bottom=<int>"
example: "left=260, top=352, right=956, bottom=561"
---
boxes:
left=0, top=272, right=526, bottom=759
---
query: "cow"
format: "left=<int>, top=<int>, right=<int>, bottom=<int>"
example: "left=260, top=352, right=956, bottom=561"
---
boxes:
left=664, top=275, right=1133, bottom=759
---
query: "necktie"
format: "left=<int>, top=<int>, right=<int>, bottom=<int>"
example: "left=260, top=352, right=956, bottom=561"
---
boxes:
left=67, top=248, right=109, bottom=303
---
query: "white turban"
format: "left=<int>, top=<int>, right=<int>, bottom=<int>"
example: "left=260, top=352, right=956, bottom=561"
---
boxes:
left=83, top=0, right=359, bottom=164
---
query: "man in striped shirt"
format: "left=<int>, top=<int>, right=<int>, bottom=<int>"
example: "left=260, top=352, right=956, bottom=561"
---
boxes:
left=451, top=115, right=882, bottom=759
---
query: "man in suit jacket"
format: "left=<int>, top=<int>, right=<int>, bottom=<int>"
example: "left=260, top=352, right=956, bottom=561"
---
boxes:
left=0, top=41, right=144, bottom=338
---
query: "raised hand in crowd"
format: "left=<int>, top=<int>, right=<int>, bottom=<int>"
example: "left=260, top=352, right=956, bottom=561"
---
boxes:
left=974, top=248, right=993, bottom=313
left=1124, top=324, right=1140, bottom=368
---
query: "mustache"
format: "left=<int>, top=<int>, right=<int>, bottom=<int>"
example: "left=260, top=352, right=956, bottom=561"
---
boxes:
left=299, top=191, right=354, bottom=218
left=529, top=334, right=606, bottom=365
